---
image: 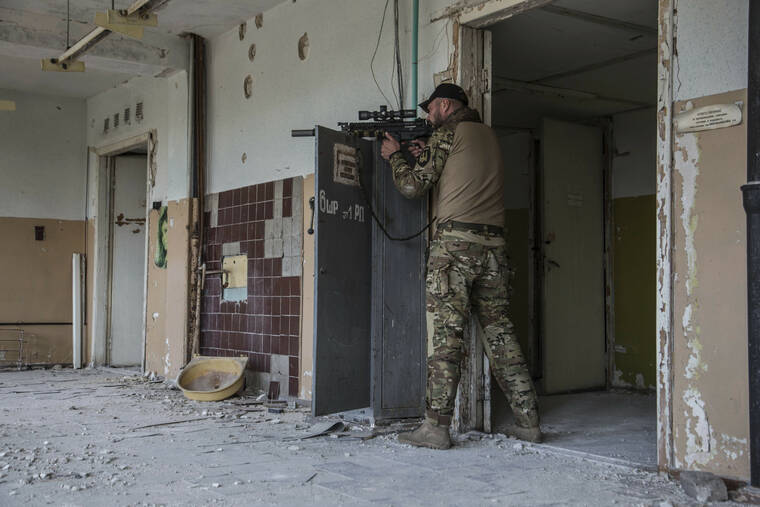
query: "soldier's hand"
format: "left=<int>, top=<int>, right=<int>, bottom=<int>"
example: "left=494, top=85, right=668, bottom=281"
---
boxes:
left=409, top=139, right=426, bottom=159
left=381, top=132, right=401, bottom=160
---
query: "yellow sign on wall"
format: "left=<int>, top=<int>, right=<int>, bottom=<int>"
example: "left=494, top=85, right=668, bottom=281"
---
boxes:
left=222, top=255, right=248, bottom=288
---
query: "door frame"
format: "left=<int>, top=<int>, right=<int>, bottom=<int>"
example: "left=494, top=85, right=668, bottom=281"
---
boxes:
left=455, top=0, right=675, bottom=471
left=90, top=131, right=156, bottom=372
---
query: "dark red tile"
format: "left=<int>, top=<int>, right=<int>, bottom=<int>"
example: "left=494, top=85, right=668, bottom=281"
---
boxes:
left=262, top=335, right=271, bottom=354
left=232, top=206, right=241, bottom=224
left=246, top=222, right=256, bottom=240
left=272, top=258, right=282, bottom=277
left=271, top=335, right=280, bottom=354
left=246, top=185, right=256, bottom=204
left=283, top=178, right=293, bottom=198
left=274, top=278, right=283, bottom=297
left=290, top=297, right=300, bottom=315
left=263, top=316, right=272, bottom=334
left=283, top=198, right=292, bottom=218
left=289, top=356, right=298, bottom=376
left=272, top=316, right=281, bottom=335
left=256, top=203, right=266, bottom=220
left=289, top=316, right=299, bottom=336
left=289, top=277, right=301, bottom=296
left=265, top=182, right=274, bottom=201
left=219, top=190, right=232, bottom=208
left=263, top=297, right=273, bottom=315
left=262, top=258, right=272, bottom=277
left=279, top=336, right=289, bottom=354
left=255, top=183, right=265, bottom=202
left=289, top=337, right=299, bottom=356
left=254, top=221, right=264, bottom=240
left=273, top=298, right=282, bottom=316
left=289, top=378, right=299, bottom=398
left=253, top=259, right=264, bottom=277
left=240, top=205, right=249, bottom=223
left=265, top=201, right=274, bottom=220
left=254, top=241, right=264, bottom=259
left=264, top=354, right=271, bottom=373
left=253, top=334, right=262, bottom=353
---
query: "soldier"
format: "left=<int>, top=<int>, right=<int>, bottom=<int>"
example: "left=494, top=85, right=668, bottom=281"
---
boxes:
left=380, top=83, right=541, bottom=450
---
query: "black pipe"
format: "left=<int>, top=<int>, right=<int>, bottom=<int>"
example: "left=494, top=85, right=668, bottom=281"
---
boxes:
left=744, top=0, right=760, bottom=488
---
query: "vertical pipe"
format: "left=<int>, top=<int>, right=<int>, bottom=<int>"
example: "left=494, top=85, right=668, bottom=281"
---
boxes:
left=72, top=253, right=82, bottom=369
left=411, top=0, right=419, bottom=113
left=745, top=0, right=760, bottom=488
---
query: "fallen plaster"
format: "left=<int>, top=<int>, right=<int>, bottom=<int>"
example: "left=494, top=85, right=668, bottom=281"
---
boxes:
left=0, top=368, right=698, bottom=505
left=682, top=387, right=716, bottom=468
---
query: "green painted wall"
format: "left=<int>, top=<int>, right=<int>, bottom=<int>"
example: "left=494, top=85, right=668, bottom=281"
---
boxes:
left=612, top=194, right=656, bottom=389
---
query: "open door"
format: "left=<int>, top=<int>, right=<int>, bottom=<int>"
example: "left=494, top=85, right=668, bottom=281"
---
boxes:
left=108, top=154, right=147, bottom=367
left=312, top=126, right=374, bottom=416
left=541, top=119, right=606, bottom=393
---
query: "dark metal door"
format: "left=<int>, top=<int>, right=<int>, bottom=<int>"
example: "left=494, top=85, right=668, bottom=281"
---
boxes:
left=312, top=126, right=374, bottom=416
left=371, top=146, right=427, bottom=420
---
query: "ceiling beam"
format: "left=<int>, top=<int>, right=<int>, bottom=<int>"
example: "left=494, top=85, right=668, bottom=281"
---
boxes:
left=540, top=5, right=657, bottom=36
left=57, top=0, right=166, bottom=64
left=532, top=48, right=657, bottom=84
left=493, top=76, right=653, bottom=108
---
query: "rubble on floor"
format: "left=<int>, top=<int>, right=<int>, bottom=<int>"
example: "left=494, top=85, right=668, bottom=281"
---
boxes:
left=0, top=368, right=736, bottom=506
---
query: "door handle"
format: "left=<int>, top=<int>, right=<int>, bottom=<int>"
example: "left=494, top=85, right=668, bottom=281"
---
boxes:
left=307, top=196, right=315, bottom=235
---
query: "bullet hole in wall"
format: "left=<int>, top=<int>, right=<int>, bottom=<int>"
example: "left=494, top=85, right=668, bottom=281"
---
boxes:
left=298, top=33, right=309, bottom=61
left=255, top=13, right=263, bottom=29
left=244, top=75, right=253, bottom=99
left=248, top=43, right=256, bottom=62
left=239, top=22, right=246, bottom=40
left=242, top=153, right=247, bottom=164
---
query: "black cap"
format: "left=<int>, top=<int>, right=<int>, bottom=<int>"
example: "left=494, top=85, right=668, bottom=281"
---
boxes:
left=418, top=83, right=469, bottom=113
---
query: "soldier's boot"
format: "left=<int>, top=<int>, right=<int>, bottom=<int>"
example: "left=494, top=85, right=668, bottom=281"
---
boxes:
left=398, top=419, right=452, bottom=450
left=503, top=424, right=543, bottom=443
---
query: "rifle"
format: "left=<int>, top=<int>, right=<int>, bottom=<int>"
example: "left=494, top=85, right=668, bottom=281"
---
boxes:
left=292, top=106, right=432, bottom=152
left=338, top=106, right=432, bottom=148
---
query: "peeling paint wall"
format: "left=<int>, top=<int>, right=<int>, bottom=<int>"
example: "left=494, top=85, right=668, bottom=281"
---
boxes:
left=145, top=200, right=191, bottom=378
left=671, top=90, right=749, bottom=479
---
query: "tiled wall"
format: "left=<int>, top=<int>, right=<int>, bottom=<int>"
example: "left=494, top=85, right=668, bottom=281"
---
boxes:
left=200, top=177, right=303, bottom=397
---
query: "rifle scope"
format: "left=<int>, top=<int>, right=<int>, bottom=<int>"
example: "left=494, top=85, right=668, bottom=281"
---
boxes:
left=358, top=105, right=417, bottom=121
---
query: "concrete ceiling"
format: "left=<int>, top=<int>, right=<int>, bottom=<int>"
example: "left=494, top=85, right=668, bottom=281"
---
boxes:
left=0, top=0, right=287, bottom=99
left=491, top=0, right=658, bottom=128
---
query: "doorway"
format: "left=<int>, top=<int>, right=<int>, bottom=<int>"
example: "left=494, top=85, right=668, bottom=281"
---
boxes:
left=106, top=151, right=148, bottom=367
left=479, top=0, right=658, bottom=465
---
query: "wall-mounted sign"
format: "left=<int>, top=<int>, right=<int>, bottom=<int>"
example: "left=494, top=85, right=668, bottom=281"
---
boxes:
left=675, top=103, right=742, bottom=133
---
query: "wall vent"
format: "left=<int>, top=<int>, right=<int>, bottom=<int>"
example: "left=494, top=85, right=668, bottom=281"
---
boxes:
left=113, top=112, right=119, bottom=129
left=103, top=117, right=110, bottom=134
left=135, top=102, right=144, bottom=122
left=123, top=107, right=131, bottom=125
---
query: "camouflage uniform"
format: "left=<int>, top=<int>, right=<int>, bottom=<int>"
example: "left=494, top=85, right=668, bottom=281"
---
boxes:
left=389, top=108, right=540, bottom=429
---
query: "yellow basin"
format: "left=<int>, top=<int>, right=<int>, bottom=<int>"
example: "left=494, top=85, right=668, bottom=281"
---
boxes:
left=177, top=356, right=248, bottom=402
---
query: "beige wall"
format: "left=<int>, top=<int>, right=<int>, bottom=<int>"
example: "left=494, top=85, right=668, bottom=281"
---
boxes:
left=299, top=175, right=315, bottom=400
left=672, top=89, right=749, bottom=479
left=144, top=199, right=191, bottom=379
left=0, top=217, right=85, bottom=365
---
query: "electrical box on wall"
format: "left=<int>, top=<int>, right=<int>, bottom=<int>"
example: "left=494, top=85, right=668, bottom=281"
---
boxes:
left=222, top=254, right=248, bottom=302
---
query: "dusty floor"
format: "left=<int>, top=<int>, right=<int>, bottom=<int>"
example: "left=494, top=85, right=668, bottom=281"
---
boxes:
left=0, top=368, right=735, bottom=506
left=494, top=390, right=658, bottom=467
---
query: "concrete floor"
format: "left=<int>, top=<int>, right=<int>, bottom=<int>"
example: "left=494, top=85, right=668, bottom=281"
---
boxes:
left=495, top=391, right=657, bottom=468
left=0, top=368, right=718, bottom=506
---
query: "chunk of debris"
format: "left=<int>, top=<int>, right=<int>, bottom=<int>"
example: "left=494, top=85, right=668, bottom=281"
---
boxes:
left=679, top=471, right=728, bottom=502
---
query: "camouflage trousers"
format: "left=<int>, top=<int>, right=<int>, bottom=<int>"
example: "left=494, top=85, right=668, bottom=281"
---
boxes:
left=425, top=225, right=540, bottom=428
